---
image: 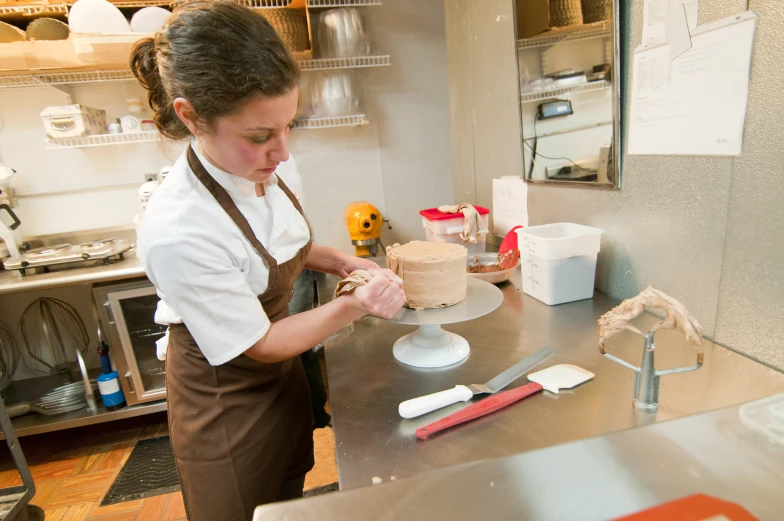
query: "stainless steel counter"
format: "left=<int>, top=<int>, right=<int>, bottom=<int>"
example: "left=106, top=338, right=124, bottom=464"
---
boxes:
left=0, top=249, right=145, bottom=295
left=318, top=265, right=784, bottom=490
left=254, top=398, right=784, bottom=520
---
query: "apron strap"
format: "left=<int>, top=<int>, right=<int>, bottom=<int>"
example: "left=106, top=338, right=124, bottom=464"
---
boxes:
left=275, top=174, right=313, bottom=242
left=187, top=145, right=278, bottom=269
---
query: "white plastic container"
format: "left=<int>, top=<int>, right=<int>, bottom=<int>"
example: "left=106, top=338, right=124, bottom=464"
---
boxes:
left=515, top=223, right=603, bottom=305
left=420, top=206, right=490, bottom=255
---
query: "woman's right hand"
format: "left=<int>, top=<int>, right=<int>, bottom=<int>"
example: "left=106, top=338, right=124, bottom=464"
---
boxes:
left=350, top=274, right=406, bottom=319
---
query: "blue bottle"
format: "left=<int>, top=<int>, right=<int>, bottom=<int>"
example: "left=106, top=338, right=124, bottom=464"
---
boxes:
left=97, top=341, right=126, bottom=410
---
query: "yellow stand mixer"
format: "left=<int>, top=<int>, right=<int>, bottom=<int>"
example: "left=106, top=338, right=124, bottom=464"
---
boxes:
left=345, top=201, right=391, bottom=257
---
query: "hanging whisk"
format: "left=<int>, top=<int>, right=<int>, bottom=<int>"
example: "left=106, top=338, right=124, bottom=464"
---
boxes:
left=19, top=297, right=89, bottom=376
left=0, top=319, right=20, bottom=392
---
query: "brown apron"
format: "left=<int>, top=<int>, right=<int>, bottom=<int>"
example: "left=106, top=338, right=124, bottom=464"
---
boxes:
left=165, top=146, right=315, bottom=521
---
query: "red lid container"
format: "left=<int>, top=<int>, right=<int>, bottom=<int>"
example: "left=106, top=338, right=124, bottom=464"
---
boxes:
left=420, top=206, right=490, bottom=221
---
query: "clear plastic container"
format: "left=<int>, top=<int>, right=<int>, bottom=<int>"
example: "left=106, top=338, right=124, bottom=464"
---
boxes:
left=420, top=206, right=490, bottom=255
left=739, top=393, right=784, bottom=446
left=516, top=223, right=604, bottom=305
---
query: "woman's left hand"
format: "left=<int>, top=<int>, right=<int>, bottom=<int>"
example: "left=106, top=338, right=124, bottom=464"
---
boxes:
left=338, top=256, right=403, bottom=288
left=336, top=256, right=379, bottom=278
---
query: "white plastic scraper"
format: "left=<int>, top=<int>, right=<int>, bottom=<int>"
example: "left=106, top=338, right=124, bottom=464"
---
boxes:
left=415, top=364, right=594, bottom=440
left=527, top=364, right=595, bottom=393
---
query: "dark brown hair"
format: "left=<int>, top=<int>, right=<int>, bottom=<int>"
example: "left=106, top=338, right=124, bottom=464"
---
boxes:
left=130, top=1, right=300, bottom=140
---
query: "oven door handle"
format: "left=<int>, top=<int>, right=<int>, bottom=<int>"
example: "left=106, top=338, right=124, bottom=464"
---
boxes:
left=124, top=371, right=136, bottom=395
left=0, top=204, right=21, bottom=231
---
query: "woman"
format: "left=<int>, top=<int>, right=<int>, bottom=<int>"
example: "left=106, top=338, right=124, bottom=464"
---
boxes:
left=131, top=3, right=406, bottom=520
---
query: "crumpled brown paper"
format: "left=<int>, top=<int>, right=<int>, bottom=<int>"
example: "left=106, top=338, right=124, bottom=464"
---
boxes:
left=437, top=204, right=489, bottom=243
left=332, top=269, right=374, bottom=300
left=598, top=285, right=704, bottom=363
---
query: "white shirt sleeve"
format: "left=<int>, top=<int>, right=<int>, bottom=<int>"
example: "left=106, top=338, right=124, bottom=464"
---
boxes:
left=143, top=236, right=270, bottom=366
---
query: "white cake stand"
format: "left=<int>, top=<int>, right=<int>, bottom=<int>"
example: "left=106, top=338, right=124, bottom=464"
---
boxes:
left=387, top=277, right=504, bottom=368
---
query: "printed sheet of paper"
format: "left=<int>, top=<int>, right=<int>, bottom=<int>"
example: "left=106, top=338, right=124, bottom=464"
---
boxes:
left=665, top=3, right=692, bottom=60
left=642, top=0, right=699, bottom=47
left=628, top=12, right=756, bottom=156
left=492, top=177, right=528, bottom=237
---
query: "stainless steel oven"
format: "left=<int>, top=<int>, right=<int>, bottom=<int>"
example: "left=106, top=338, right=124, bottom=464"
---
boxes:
left=93, top=279, right=166, bottom=405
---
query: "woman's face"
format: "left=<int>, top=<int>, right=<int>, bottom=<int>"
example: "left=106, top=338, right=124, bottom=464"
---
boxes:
left=196, top=88, right=299, bottom=184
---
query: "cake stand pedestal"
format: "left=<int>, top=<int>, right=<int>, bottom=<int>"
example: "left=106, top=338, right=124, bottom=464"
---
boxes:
left=387, top=277, right=503, bottom=368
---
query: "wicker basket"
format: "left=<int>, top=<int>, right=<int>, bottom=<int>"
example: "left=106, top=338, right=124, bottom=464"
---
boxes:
left=549, top=0, right=583, bottom=28
left=260, top=8, right=310, bottom=53
left=581, top=0, right=612, bottom=24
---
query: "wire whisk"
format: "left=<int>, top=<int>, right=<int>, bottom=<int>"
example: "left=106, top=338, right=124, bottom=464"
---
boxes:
left=0, top=319, right=20, bottom=392
left=19, top=297, right=89, bottom=376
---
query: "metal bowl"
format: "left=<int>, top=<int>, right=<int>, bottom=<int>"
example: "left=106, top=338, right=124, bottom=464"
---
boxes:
left=316, top=8, right=370, bottom=59
left=310, top=72, right=361, bottom=117
left=466, top=252, right=519, bottom=285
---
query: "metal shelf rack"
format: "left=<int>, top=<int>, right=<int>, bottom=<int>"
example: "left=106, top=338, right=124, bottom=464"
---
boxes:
left=0, top=0, right=381, bottom=17
left=520, top=80, right=611, bottom=103
left=44, top=114, right=367, bottom=148
left=306, top=0, right=381, bottom=7
left=0, top=55, right=390, bottom=89
left=213, top=0, right=382, bottom=7
left=517, top=23, right=612, bottom=50
left=299, top=55, right=391, bottom=70
left=45, top=131, right=161, bottom=149
left=0, top=70, right=136, bottom=89
left=293, top=114, right=368, bottom=129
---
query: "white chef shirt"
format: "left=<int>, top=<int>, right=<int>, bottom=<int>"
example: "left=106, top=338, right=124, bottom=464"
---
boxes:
left=137, top=144, right=310, bottom=366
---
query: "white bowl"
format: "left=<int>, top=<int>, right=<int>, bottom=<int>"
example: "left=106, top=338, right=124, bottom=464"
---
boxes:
left=69, top=0, right=131, bottom=34
left=131, top=7, right=171, bottom=33
left=466, top=252, right=519, bottom=285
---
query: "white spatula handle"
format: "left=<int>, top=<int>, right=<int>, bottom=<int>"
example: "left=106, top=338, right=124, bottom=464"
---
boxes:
left=399, top=385, right=474, bottom=419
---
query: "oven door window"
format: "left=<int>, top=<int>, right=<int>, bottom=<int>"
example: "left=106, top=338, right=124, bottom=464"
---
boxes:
left=107, top=285, right=167, bottom=400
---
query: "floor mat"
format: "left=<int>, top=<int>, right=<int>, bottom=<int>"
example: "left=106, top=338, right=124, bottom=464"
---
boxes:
left=303, top=482, right=339, bottom=497
left=100, top=436, right=180, bottom=506
left=102, top=436, right=339, bottom=505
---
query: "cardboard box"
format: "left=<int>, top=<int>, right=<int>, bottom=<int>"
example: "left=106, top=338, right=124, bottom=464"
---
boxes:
left=71, top=33, right=150, bottom=70
left=40, top=104, right=108, bottom=139
left=516, top=0, right=552, bottom=40
left=0, top=39, right=82, bottom=71
left=516, top=0, right=590, bottom=39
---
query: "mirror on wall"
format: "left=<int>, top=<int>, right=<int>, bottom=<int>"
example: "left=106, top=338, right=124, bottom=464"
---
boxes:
left=513, top=0, right=621, bottom=186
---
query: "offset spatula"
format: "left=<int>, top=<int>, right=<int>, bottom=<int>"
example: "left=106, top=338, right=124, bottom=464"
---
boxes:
left=416, top=364, right=595, bottom=440
left=399, top=347, right=554, bottom=419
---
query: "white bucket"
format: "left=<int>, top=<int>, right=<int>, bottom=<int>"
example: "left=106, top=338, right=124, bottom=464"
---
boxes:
left=516, top=223, right=604, bottom=305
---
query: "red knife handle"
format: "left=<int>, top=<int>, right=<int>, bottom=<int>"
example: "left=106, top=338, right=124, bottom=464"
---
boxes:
left=416, top=382, right=544, bottom=440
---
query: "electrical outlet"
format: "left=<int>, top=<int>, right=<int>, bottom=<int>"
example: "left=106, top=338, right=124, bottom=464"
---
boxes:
left=144, top=173, right=157, bottom=182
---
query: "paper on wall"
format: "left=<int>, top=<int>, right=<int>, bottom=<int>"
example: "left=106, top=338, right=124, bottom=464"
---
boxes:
left=628, top=11, right=757, bottom=156
left=665, top=3, right=692, bottom=60
left=642, top=0, right=698, bottom=47
left=492, top=177, right=528, bottom=237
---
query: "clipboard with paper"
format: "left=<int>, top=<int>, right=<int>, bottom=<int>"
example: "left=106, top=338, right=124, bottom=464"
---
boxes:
left=628, top=11, right=757, bottom=157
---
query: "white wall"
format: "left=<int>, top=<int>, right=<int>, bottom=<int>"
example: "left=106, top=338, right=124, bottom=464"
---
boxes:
left=0, top=1, right=454, bottom=381
left=0, top=82, right=184, bottom=236
left=366, top=0, right=454, bottom=243
left=0, top=1, right=453, bottom=254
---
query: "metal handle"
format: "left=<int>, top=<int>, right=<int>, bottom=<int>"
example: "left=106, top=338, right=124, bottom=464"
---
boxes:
left=125, top=371, right=136, bottom=394
left=0, top=204, right=21, bottom=230
left=6, top=402, right=31, bottom=418
left=49, top=116, right=76, bottom=131
left=603, top=332, right=702, bottom=411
